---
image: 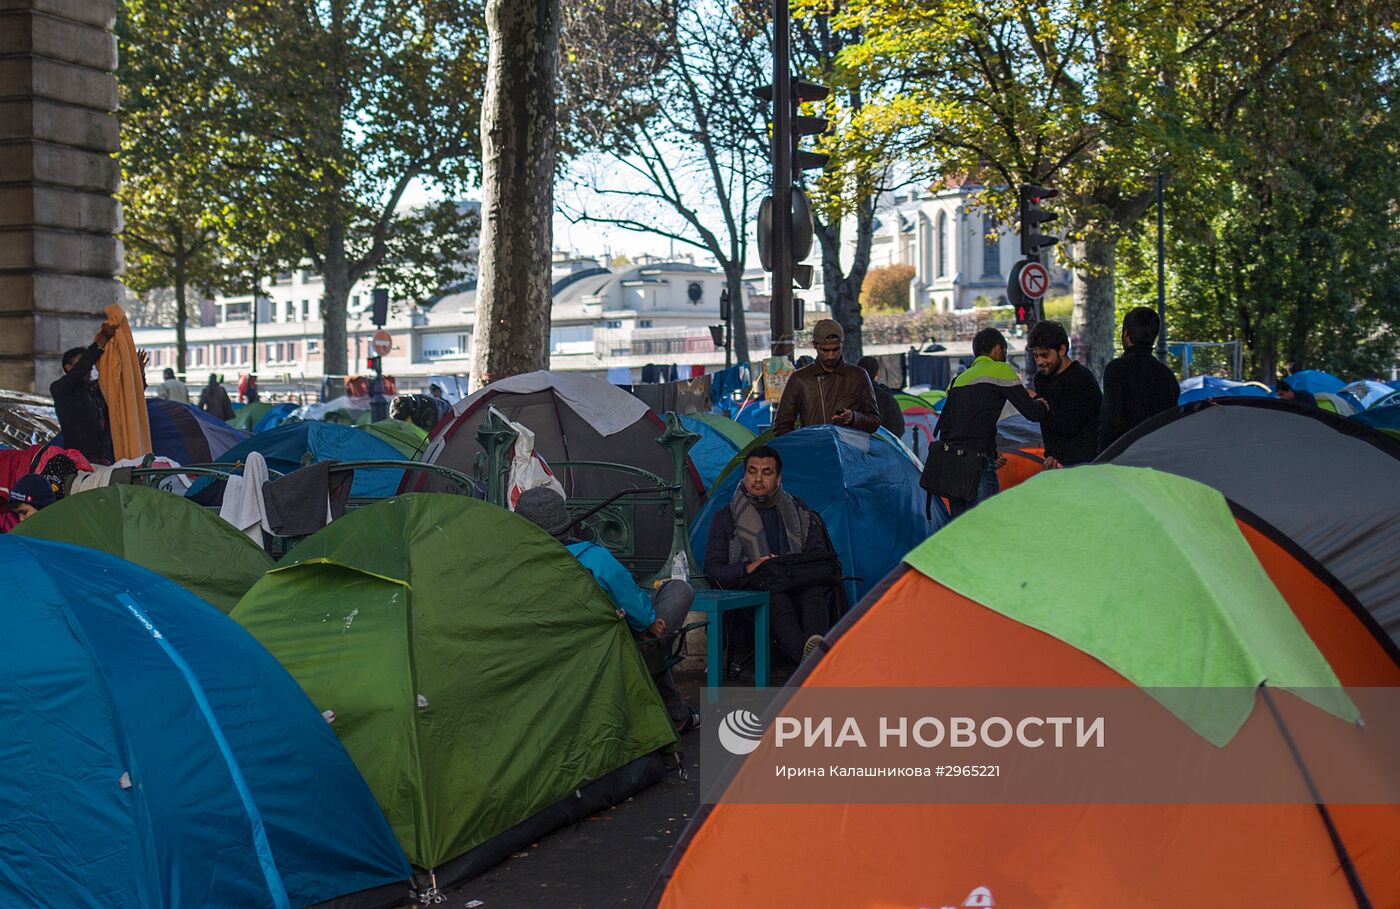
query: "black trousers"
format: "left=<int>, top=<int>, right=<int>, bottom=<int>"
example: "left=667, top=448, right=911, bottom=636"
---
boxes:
left=769, top=585, right=832, bottom=664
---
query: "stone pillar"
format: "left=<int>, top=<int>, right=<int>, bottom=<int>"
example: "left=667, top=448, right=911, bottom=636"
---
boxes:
left=0, top=0, right=123, bottom=393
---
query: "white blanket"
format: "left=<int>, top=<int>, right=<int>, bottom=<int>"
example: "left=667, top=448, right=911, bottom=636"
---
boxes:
left=218, top=451, right=271, bottom=545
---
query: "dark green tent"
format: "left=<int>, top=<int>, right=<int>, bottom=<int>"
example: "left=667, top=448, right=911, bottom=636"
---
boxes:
left=230, top=493, right=676, bottom=887
left=11, top=484, right=273, bottom=613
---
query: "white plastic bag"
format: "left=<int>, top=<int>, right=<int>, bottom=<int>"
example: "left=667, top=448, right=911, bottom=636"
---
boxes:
left=501, top=412, right=565, bottom=509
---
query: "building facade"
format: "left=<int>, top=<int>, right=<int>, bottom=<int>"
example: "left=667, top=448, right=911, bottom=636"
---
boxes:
left=132, top=255, right=757, bottom=390
left=858, top=179, right=1072, bottom=313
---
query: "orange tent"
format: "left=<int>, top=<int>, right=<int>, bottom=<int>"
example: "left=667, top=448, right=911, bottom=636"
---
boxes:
left=657, top=467, right=1399, bottom=909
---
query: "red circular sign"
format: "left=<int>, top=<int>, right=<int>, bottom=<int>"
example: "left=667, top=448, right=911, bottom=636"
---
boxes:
left=371, top=329, right=393, bottom=356
left=1018, top=261, right=1049, bottom=299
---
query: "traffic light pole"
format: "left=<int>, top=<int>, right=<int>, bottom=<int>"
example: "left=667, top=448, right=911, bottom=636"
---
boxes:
left=769, top=0, right=794, bottom=358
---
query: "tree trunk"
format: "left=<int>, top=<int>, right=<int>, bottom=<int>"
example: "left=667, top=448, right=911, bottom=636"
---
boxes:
left=815, top=192, right=874, bottom=362
left=725, top=265, right=750, bottom=364
left=173, top=244, right=188, bottom=378
left=322, top=221, right=350, bottom=378
left=1070, top=237, right=1117, bottom=377
left=472, top=0, right=560, bottom=389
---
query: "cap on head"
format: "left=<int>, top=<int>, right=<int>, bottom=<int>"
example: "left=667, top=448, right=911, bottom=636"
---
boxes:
left=8, top=473, right=59, bottom=511
left=514, top=486, right=573, bottom=538
left=812, top=319, right=844, bottom=347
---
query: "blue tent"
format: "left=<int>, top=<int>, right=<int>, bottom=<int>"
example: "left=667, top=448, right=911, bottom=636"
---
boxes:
left=681, top=414, right=754, bottom=489
left=1178, top=380, right=1272, bottom=406
left=253, top=402, right=299, bottom=432
left=0, top=535, right=409, bottom=908
left=218, top=422, right=408, bottom=498
left=146, top=397, right=249, bottom=463
left=1280, top=370, right=1345, bottom=396
left=1351, top=403, right=1400, bottom=437
left=690, top=425, right=943, bottom=604
left=735, top=400, right=772, bottom=434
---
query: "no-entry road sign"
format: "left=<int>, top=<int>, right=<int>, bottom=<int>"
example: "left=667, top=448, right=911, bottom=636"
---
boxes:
left=1018, top=260, right=1049, bottom=300
left=371, top=329, right=393, bottom=356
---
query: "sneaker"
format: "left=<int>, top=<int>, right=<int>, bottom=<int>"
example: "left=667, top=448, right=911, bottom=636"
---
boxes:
left=802, top=634, right=824, bottom=660
left=675, top=707, right=702, bottom=735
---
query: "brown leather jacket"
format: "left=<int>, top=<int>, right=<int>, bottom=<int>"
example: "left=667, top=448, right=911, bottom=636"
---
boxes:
left=771, top=362, right=881, bottom=435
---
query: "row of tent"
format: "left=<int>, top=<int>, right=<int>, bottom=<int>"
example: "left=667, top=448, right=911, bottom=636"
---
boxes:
left=657, top=400, right=1400, bottom=906
left=7, top=367, right=1400, bottom=904
left=5, top=492, right=677, bottom=907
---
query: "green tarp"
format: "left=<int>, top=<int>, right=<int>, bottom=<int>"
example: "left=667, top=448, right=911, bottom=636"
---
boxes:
left=905, top=465, right=1357, bottom=745
left=230, top=493, right=676, bottom=870
left=12, top=484, right=273, bottom=613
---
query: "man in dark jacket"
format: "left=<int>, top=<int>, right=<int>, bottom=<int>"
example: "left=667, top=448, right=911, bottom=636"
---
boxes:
left=772, top=320, right=880, bottom=436
left=1098, top=307, right=1180, bottom=453
left=934, top=328, right=1049, bottom=516
left=705, top=445, right=836, bottom=663
left=1027, top=320, right=1101, bottom=467
left=857, top=356, right=905, bottom=438
left=199, top=374, right=236, bottom=420
left=50, top=322, right=117, bottom=465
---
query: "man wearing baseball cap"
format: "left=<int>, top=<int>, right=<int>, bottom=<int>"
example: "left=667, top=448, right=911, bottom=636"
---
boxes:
left=6, top=473, right=60, bottom=524
left=771, top=319, right=880, bottom=436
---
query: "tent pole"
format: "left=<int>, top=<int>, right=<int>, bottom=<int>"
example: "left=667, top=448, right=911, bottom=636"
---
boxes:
left=1259, top=686, right=1372, bottom=909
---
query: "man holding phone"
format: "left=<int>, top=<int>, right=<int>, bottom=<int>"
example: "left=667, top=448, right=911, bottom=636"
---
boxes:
left=771, top=320, right=880, bottom=436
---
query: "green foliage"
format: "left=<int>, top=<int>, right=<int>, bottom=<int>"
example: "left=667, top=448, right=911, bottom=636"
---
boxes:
left=819, top=0, right=1391, bottom=372
left=1116, top=14, right=1400, bottom=380
left=117, top=0, right=261, bottom=368
left=859, top=264, right=914, bottom=312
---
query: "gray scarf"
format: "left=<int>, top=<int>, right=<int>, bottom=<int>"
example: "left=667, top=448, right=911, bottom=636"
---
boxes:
left=728, top=484, right=808, bottom=565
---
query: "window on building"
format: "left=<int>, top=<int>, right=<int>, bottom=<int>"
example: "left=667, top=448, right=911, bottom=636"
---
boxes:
left=983, top=216, right=1001, bottom=276
left=282, top=300, right=295, bottom=322
left=605, top=319, right=622, bottom=329
left=301, top=300, right=311, bottom=321
left=272, top=271, right=292, bottom=285
left=195, top=348, right=205, bottom=366
left=639, top=319, right=653, bottom=328
left=307, top=339, right=320, bottom=355
left=936, top=212, right=948, bottom=277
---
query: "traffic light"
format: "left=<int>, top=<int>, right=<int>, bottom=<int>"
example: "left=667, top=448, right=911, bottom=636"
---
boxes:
left=753, top=79, right=831, bottom=177
left=366, top=355, right=380, bottom=373
left=1019, top=184, right=1059, bottom=258
left=371, top=288, right=389, bottom=326
left=1015, top=301, right=1038, bottom=325
left=753, top=78, right=829, bottom=295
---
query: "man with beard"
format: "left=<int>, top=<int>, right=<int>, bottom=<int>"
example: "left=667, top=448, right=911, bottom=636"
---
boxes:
left=1027, top=320, right=1102, bottom=467
left=771, top=320, right=880, bottom=436
left=704, top=446, right=837, bottom=663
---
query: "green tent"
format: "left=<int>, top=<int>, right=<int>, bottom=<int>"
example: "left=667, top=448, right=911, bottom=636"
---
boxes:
left=12, top=484, right=273, bottom=613
left=686, top=411, right=755, bottom=448
left=229, top=401, right=273, bottom=430
left=230, top=494, right=676, bottom=880
left=360, top=418, right=429, bottom=459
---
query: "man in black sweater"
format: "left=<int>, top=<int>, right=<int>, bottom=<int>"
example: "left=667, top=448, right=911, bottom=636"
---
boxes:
left=857, top=355, right=905, bottom=438
left=1098, top=307, right=1181, bottom=453
left=50, top=322, right=117, bottom=465
left=1027, top=321, right=1101, bottom=467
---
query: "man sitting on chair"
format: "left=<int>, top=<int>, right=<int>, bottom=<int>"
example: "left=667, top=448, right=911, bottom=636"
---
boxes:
left=704, top=445, right=837, bottom=664
left=514, top=486, right=700, bottom=734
